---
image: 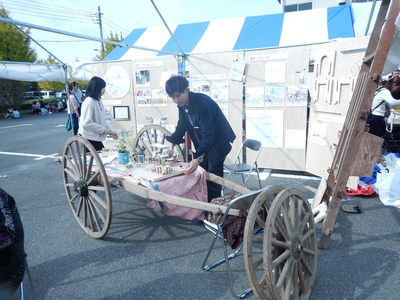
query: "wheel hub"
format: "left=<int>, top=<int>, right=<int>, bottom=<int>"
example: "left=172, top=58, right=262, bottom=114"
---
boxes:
left=291, top=236, right=303, bottom=260
left=74, top=179, right=89, bottom=197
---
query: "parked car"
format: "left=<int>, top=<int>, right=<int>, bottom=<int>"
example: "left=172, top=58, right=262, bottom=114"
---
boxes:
left=55, top=91, right=66, bottom=99
left=23, top=91, right=41, bottom=101
left=40, top=91, right=55, bottom=99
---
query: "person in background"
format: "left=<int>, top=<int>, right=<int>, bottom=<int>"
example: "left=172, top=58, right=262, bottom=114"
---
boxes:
left=165, top=75, right=236, bottom=201
left=67, top=83, right=80, bottom=135
left=368, top=73, right=400, bottom=137
left=78, top=76, right=118, bottom=151
left=73, top=82, right=83, bottom=106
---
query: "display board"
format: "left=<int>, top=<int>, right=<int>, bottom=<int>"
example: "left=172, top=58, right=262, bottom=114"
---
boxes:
left=305, top=37, right=370, bottom=177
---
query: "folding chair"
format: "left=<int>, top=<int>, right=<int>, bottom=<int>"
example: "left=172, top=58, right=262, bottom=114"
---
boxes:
left=202, top=187, right=271, bottom=299
left=224, top=139, right=262, bottom=190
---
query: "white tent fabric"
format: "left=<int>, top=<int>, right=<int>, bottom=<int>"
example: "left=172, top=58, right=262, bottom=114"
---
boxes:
left=70, top=61, right=100, bottom=81
left=0, top=62, right=65, bottom=82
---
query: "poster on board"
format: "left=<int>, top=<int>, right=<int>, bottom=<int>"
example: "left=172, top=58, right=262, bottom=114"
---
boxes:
left=265, top=61, right=286, bottom=83
left=151, top=89, right=168, bottom=106
left=285, top=129, right=306, bottom=150
left=135, top=70, right=150, bottom=87
left=246, top=87, right=265, bottom=107
left=210, top=82, right=229, bottom=102
left=136, top=90, right=151, bottom=107
left=191, top=82, right=210, bottom=95
left=265, top=87, right=285, bottom=106
left=287, top=86, right=308, bottom=106
left=247, top=109, right=283, bottom=148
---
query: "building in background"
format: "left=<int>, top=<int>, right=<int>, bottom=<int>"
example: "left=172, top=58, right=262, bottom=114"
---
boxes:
left=279, top=0, right=380, bottom=12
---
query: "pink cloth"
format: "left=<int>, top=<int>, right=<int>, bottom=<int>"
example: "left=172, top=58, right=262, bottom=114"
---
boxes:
left=148, top=166, right=208, bottom=220
left=98, top=152, right=208, bottom=220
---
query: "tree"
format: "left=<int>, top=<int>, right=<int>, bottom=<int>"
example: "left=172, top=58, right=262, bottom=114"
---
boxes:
left=0, top=7, right=37, bottom=108
left=96, top=31, right=123, bottom=61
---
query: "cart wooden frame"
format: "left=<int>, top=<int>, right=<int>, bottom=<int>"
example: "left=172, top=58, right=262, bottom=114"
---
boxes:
left=61, top=130, right=317, bottom=300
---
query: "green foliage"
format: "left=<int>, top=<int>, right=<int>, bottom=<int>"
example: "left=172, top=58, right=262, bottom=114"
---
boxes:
left=96, top=31, right=123, bottom=61
left=115, top=136, right=129, bottom=153
left=0, top=7, right=37, bottom=107
left=36, top=56, right=66, bottom=91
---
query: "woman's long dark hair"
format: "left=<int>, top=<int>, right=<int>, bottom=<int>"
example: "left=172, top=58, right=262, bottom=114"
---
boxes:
left=86, top=76, right=106, bottom=100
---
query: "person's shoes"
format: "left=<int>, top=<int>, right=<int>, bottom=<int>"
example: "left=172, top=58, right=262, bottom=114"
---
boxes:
left=341, top=204, right=361, bottom=214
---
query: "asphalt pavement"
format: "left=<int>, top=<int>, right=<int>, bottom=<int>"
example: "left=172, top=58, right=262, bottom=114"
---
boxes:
left=0, top=112, right=399, bottom=300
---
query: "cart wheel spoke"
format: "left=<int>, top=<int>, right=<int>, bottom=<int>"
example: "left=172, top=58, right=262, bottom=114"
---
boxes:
left=68, top=144, right=82, bottom=177
left=301, top=228, right=315, bottom=243
left=243, top=186, right=284, bottom=300
left=255, top=215, right=265, bottom=229
left=252, top=236, right=263, bottom=243
left=298, top=211, right=311, bottom=235
left=264, top=188, right=317, bottom=300
left=85, top=154, right=94, bottom=181
left=87, top=197, right=101, bottom=232
left=89, top=190, right=108, bottom=210
left=87, top=194, right=106, bottom=224
left=88, top=185, right=106, bottom=192
left=62, top=136, right=112, bottom=238
left=132, top=125, right=185, bottom=162
left=293, top=261, right=300, bottom=300
left=87, top=170, right=101, bottom=185
left=272, top=238, right=290, bottom=249
left=65, top=155, right=81, bottom=179
left=302, top=247, right=316, bottom=256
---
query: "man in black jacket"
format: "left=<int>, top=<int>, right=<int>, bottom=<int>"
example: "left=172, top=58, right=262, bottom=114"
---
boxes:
left=165, top=76, right=236, bottom=201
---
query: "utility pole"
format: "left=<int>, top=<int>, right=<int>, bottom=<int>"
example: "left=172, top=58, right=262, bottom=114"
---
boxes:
left=98, top=6, right=104, bottom=53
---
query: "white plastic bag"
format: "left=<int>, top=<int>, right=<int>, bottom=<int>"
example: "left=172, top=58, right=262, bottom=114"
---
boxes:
left=374, top=156, right=400, bottom=208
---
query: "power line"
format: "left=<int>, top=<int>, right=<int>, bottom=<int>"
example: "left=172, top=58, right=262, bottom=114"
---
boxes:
left=3, top=5, right=95, bottom=23
left=102, top=17, right=131, bottom=33
left=1, top=0, right=94, bottom=16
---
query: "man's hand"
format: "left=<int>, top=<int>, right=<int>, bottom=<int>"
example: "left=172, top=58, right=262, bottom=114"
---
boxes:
left=111, top=133, right=118, bottom=140
left=185, top=158, right=200, bottom=174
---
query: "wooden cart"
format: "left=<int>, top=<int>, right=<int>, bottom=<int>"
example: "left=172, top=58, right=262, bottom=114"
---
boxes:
left=61, top=125, right=317, bottom=300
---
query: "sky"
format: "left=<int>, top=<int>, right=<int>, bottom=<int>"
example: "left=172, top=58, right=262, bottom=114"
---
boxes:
left=0, top=0, right=282, bottom=64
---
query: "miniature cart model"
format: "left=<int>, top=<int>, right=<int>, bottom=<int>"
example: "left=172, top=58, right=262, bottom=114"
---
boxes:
left=61, top=125, right=317, bottom=300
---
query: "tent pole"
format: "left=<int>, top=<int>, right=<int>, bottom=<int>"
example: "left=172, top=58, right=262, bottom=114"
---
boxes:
left=0, top=17, right=179, bottom=57
left=150, top=0, right=185, bottom=57
left=0, top=12, right=64, bottom=65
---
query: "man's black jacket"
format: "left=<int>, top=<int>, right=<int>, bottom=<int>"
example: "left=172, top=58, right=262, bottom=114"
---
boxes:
left=167, top=92, right=236, bottom=164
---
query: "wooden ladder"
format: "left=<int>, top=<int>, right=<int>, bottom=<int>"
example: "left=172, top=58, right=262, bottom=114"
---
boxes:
left=317, top=0, right=400, bottom=249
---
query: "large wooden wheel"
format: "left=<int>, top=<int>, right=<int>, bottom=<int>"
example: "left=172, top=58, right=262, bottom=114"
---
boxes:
left=243, top=186, right=284, bottom=300
left=62, top=136, right=112, bottom=238
left=132, top=124, right=185, bottom=161
left=263, top=188, right=317, bottom=300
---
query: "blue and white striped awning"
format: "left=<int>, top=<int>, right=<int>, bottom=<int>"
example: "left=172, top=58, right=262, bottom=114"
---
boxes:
left=104, top=4, right=375, bottom=61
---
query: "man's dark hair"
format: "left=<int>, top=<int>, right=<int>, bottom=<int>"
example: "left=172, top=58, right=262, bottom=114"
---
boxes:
left=68, top=83, right=74, bottom=93
left=86, top=76, right=106, bottom=100
left=165, top=76, right=189, bottom=97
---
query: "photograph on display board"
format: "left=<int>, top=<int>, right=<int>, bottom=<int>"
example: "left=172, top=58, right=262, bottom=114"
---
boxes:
left=265, top=87, right=285, bottom=106
left=285, top=129, right=306, bottom=150
left=135, top=70, right=150, bottom=87
left=210, top=82, right=229, bottom=102
left=136, top=90, right=152, bottom=107
left=152, top=89, right=168, bottom=106
left=247, top=109, right=284, bottom=148
left=246, top=87, right=265, bottom=107
left=265, top=61, right=286, bottom=83
left=191, top=82, right=210, bottom=95
left=287, top=86, right=308, bottom=106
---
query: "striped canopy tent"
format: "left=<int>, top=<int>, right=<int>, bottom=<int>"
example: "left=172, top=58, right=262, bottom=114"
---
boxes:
left=104, top=3, right=379, bottom=61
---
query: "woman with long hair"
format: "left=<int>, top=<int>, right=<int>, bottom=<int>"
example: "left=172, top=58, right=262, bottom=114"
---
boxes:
left=78, top=76, right=118, bottom=150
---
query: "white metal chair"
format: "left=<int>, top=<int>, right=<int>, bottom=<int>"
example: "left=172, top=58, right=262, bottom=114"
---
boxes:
left=224, top=139, right=262, bottom=190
